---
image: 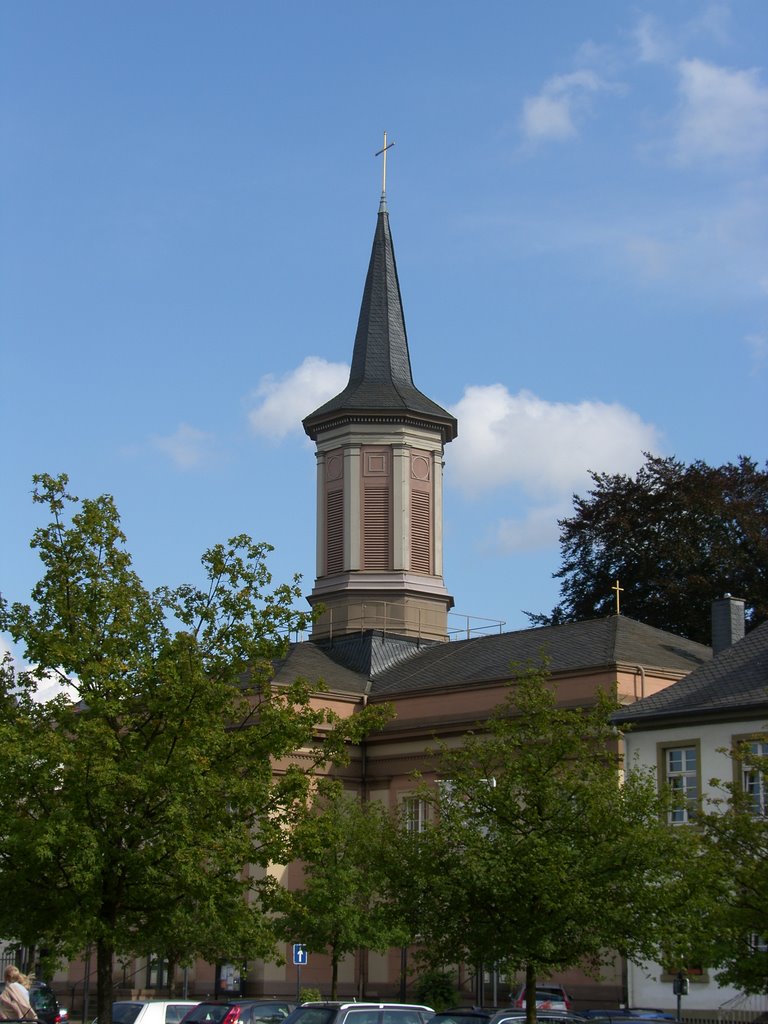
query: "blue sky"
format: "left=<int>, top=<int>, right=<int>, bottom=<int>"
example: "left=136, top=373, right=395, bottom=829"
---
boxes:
left=2, top=0, right=767, bottom=660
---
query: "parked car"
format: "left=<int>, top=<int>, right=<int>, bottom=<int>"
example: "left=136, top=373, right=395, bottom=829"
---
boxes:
left=428, top=1010, right=493, bottom=1024
left=488, top=1012, right=586, bottom=1024
left=579, top=1016, right=669, bottom=1024
left=580, top=1012, right=674, bottom=1022
left=181, top=1001, right=295, bottom=1024
left=281, top=1002, right=434, bottom=1024
left=507, top=987, right=574, bottom=1011
left=111, top=1000, right=201, bottom=1024
left=29, top=981, right=63, bottom=1024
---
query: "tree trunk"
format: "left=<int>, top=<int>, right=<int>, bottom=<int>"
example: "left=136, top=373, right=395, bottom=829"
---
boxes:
left=330, top=953, right=338, bottom=1000
left=96, top=938, right=115, bottom=1024
left=525, top=963, right=537, bottom=1024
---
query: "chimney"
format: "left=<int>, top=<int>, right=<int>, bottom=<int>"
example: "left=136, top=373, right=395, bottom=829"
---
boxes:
left=711, top=595, right=746, bottom=655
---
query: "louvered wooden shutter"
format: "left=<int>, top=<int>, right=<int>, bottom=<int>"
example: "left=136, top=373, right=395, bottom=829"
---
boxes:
left=326, top=488, right=344, bottom=575
left=363, top=486, right=390, bottom=570
left=410, top=489, right=431, bottom=573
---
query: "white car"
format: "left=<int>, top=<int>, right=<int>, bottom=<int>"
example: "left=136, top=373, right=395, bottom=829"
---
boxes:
left=111, top=1001, right=201, bottom=1024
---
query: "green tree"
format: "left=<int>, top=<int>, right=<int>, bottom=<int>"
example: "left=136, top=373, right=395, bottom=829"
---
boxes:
left=398, top=667, right=702, bottom=1023
left=0, top=474, right=388, bottom=1022
left=528, top=454, right=768, bottom=644
left=268, top=780, right=406, bottom=998
left=688, top=740, right=768, bottom=993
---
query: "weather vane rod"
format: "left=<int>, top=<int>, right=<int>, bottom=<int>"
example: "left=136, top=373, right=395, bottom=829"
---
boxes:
left=375, top=131, right=395, bottom=195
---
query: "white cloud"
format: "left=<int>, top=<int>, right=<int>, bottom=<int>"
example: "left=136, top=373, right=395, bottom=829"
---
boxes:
left=150, top=423, right=215, bottom=469
left=448, top=384, right=662, bottom=555
left=448, top=384, right=662, bottom=500
left=494, top=503, right=566, bottom=554
left=673, top=58, right=768, bottom=166
left=248, top=356, right=349, bottom=440
left=632, top=5, right=731, bottom=65
left=633, top=14, right=673, bottom=64
left=687, top=3, right=732, bottom=47
left=0, top=635, right=78, bottom=704
left=520, top=70, right=611, bottom=143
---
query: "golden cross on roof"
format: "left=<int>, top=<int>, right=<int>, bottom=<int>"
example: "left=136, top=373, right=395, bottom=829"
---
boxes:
left=375, top=131, right=395, bottom=194
left=612, top=579, right=624, bottom=615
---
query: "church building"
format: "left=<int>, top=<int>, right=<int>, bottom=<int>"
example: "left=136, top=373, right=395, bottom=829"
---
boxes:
left=259, top=185, right=713, bottom=1004
left=50, top=183, right=713, bottom=1011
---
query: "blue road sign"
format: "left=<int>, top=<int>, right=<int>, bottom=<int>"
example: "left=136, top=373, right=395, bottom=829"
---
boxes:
left=292, top=943, right=308, bottom=966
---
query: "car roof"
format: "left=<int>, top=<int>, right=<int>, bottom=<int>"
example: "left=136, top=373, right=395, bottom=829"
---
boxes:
left=298, top=1005, right=432, bottom=1011
left=490, top=1014, right=585, bottom=1023
left=195, top=1002, right=291, bottom=1007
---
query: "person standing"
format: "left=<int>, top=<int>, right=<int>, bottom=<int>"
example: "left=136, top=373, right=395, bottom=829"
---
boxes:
left=0, top=966, right=37, bottom=1021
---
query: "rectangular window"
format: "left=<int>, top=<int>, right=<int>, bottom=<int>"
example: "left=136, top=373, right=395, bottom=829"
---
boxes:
left=742, top=740, right=768, bottom=816
left=403, top=796, right=427, bottom=833
left=665, top=745, right=698, bottom=824
left=147, top=954, right=169, bottom=988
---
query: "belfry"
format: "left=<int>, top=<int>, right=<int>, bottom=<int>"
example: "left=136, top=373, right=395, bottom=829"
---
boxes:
left=303, top=174, right=457, bottom=645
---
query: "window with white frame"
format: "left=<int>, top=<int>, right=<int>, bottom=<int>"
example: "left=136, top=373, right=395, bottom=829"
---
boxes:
left=742, top=740, right=768, bottom=816
left=665, top=745, right=698, bottom=824
left=403, top=796, right=427, bottom=833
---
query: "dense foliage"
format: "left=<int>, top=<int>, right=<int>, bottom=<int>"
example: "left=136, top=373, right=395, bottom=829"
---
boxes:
left=0, top=474, right=387, bottom=1022
left=690, top=742, right=768, bottom=994
left=395, top=667, right=702, bottom=1022
left=529, top=454, right=768, bottom=644
left=268, top=781, right=406, bottom=999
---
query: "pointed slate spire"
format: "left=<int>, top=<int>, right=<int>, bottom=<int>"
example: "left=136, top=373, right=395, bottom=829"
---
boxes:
left=303, top=206, right=457, bottom=443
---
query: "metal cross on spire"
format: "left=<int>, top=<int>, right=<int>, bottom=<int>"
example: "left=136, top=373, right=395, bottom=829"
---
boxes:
left=612, top=579, right=624, bottom=615
left=375, top=131, right=395, bottom=200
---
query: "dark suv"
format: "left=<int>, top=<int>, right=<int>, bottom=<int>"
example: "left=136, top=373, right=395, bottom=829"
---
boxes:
left=282, top=1002, right=434, bottom=1024
left=29, top=982, right=62, bottom=1024
left=181, top=1001, right=295, bottom=1024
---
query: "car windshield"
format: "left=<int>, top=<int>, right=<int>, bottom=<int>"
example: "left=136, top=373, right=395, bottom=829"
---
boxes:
left=31, top=991, right=57, bottom=1012
left=166, top=1008, right=197, bottom=1024
left=112, top=1005, right=144, bottom=1024
left=283, top=1011, right=336, bottom=1024
left=249, top=1006, right=291, bottom=1024
left=184, top=1007, right=237, bottom=1024
left=495, top=1016, right=581, bottom=1024
left=381, top=1013, right=427, bottom=1024
left=431, top=1015, right=490, bottom=1024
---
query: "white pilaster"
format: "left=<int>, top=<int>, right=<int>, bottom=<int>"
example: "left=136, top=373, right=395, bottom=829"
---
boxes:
left=433, top=449, right=444, bottom=578
left=392, top=445, right=409, bottom=571
left=344, top=446, right=361, bottom=571
left=315, top=451, right=326, bottom=579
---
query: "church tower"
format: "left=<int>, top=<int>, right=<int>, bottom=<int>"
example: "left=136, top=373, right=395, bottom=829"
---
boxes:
left=303, top=185, right=457, bottom=644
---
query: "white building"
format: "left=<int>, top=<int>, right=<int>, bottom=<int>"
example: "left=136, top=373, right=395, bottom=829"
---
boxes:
left=617, top=598, right=768, bottom=1015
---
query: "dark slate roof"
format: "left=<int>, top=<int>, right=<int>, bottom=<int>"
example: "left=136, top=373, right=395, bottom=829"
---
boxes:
left=271, top=639, right=368, bottom=695
left=369, top=616, right=711, bottom=696
left=303, top=204, right=458, bottom=443
left=615, top=620, right=768, bottom=725
left=272, top=617, right=711, bottom=699
left=314, top=630, right=442, bottom=677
